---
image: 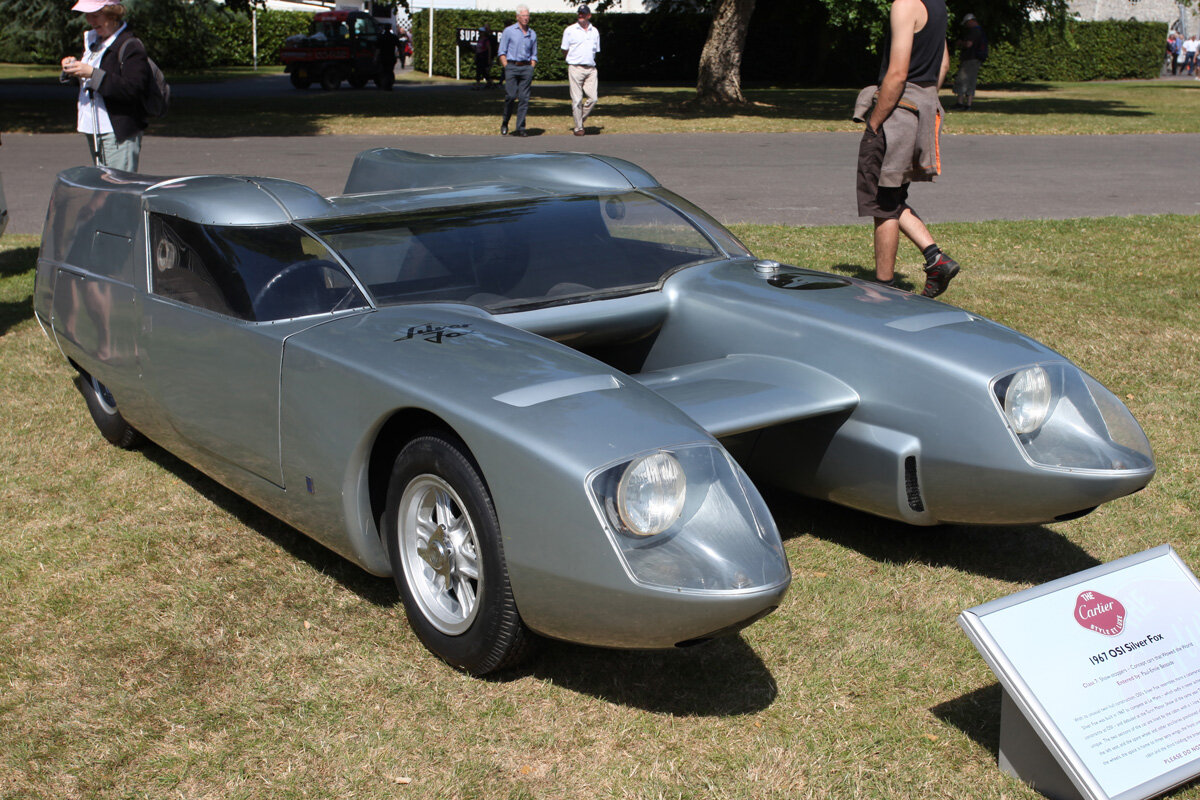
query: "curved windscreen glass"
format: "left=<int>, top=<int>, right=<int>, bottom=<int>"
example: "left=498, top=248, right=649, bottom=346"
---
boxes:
left=307, top=192, right=723, bottom=311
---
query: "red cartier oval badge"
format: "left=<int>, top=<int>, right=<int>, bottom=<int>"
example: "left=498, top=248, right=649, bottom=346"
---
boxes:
left=1075, top=590, right=1126, bottom=636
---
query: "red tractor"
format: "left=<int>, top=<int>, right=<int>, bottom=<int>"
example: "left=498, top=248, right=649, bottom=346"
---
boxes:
left=281, top=10, right=396, bottom=90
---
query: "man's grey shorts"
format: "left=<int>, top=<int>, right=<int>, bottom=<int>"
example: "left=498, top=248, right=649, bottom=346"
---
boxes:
left=856, top=125, right=910, bottom=220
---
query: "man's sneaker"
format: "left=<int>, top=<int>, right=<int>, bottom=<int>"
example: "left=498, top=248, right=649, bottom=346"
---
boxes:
left=921, top=253, right=960, bottom=298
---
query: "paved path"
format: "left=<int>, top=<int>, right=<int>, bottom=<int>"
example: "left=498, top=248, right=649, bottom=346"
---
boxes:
left=3, top=128, right=1199, bottom=236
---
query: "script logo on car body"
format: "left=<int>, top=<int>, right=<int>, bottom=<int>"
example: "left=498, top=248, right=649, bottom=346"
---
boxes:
left=395, top=324, right=473, bottom=344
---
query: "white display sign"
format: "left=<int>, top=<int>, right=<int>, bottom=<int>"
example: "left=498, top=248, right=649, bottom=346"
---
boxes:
left=960, top=545, right=1200, bottom=800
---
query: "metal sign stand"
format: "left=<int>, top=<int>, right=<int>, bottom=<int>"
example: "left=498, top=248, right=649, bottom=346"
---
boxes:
left=998, top=689, right=1086, bottom=800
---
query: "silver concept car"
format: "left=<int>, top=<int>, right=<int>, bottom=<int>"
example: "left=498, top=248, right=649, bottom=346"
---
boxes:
left=33, top=151, right=1153, bottom=674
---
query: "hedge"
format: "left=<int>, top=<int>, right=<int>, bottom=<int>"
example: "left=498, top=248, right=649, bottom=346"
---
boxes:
left=201, top=9, right=313, bottom=68
left=130, top=1, right=310, bottom=70
left=970, top=20, right=1167, bottom=83
left=413, top=11, right=1167, bottom=86
left=410, top=10, right=710, bottom=83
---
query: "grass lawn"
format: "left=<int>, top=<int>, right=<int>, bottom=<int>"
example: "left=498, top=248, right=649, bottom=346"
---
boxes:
left=3, top=63, right=1199, bottom=136
left=2, top=215, right=1198, bottom=799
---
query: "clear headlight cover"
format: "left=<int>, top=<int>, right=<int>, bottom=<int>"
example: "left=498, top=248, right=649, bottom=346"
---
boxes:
left=1003, top=366, right=1051, bottom=434
left=616, top=452, right=686, bottom=536
left=992, top=364, right=1154, bottom=472
left=588, top=444, right=790, bottom=593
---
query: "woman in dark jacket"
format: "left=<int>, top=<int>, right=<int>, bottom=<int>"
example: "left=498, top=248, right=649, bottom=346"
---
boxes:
left=60, top=0, right=151, bottom=172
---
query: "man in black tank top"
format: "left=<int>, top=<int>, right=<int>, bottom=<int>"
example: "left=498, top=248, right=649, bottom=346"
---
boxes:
left=856, top=0, right=962, bottom=298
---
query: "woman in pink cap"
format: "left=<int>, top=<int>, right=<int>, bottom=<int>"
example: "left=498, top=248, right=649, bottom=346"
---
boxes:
left=60, top=0, right=151, bottom=171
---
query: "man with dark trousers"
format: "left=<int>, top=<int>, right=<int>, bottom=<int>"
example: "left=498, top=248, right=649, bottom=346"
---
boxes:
left=498, top=4, right=537, bottom=137
left=856, top=0, right=961, bottom=298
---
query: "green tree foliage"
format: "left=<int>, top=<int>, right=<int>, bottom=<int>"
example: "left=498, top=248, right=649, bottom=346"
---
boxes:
left=0, top=0, right=311, bottom=68
left=127, top=0, right=224, bottom=70
left=0, top=0, right=83, bottom=64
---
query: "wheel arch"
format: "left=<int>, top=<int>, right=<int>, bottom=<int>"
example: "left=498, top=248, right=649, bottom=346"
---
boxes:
left=365, top=408, right=485, bottom=544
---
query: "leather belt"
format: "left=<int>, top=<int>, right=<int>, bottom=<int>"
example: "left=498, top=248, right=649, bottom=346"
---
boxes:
left=507, top=60, right=532, bottom=66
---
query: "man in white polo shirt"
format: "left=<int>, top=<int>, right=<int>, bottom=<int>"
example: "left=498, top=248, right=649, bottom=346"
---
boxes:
left=561, top=5, right=600, bottom=136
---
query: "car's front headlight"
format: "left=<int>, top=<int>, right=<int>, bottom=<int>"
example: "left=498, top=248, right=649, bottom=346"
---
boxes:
left=616, top=452, right=686, bottom=536
left=999, top=365, right=1052, bottom=434
left=589, top=445, right=789, bottom=592
left=991, top=364, right=1153, bottom=472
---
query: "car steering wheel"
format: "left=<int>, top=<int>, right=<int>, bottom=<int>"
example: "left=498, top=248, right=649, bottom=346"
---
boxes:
left=252, top=259, right=343, bottom=319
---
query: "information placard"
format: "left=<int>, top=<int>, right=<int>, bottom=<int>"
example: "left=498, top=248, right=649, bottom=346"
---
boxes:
left=960, top=545, right=1200, bottom=800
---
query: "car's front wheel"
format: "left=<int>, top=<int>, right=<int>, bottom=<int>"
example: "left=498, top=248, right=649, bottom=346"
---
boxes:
left=383, top=432, right=531, bottom=675
left=75, top=373, right=141, bottom=449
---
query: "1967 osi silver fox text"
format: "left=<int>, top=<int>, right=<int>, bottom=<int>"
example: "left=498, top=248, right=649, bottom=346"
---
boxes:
left=34, top=151, right=1154, bottom=674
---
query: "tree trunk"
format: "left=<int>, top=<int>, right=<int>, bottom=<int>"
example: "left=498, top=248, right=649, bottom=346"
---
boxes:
left=696, top=0, right=757, bottom=105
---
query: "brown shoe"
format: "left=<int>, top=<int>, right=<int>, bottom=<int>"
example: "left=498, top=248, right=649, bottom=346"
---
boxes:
left=573, top=129, right=585, bottom=136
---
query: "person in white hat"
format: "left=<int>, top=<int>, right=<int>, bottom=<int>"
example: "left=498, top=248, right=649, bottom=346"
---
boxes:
left=60, top=0, right=152, bottom=171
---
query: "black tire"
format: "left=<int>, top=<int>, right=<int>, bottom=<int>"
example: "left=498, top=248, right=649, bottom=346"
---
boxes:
left=289, top=68, right=311, bottom=89
left=320, top=67, right=342, bottom=91
left=75, top=373, right=142, bottom=449
left=383, top=432, right=531, bottom=675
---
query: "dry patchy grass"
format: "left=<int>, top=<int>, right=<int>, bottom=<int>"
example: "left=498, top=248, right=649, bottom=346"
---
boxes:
left=1, top=217, right=1199, bottom=799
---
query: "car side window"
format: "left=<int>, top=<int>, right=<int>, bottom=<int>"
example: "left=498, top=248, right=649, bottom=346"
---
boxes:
left=149, top=213, right=368, bottom=322
left=600, top=195, right=717, bottom=257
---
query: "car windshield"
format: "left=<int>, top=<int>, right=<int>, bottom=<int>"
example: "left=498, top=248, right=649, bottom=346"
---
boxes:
left=306, top=192, right=724, bottom=311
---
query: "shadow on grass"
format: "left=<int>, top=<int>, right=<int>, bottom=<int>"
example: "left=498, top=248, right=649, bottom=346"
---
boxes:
left=0, top=295, right=33, bottom=335
left=138, top=440, right=401, bottom=609
left=0, top=244, right=37, bottom=277
left=1, top=79, right=1157, bottom=136
left=965, top=96, right=1149, bottom=118
left=0, top=246, right=37, bottom=335
left=932, top=682, right=1002, bottom=758
left=765, top=488, right=1103, bottom=587
left=526, top=635, right=777, bottom=716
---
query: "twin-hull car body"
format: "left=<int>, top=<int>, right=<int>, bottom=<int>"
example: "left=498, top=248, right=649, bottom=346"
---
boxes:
left=34, top=151, right=1154, bottom=673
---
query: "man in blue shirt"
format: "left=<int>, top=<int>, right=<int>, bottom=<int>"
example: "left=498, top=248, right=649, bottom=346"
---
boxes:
left=498, top=4, right=537, bottom=136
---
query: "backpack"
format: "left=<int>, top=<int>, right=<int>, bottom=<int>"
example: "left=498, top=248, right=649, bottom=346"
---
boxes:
left=118, top=38, right=170, bottom=119
left=976, top=30, right=989, bottom=63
